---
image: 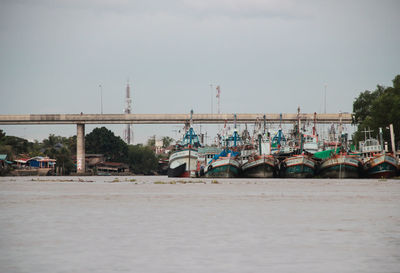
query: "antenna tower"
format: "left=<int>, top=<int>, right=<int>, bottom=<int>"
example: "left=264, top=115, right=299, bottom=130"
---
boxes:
left=124, top=81, right=133, bottom=144
left=216, top=85, right=221, bottom=114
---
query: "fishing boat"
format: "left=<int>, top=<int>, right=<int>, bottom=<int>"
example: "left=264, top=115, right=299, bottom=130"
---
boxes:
left=242, top=154, right=277, bottom=178
left=303, top=113, right=321, bottom=154
left=319, top=153, right=363, bottom=178
left=317, top=111, right=363, bottom=178
left=241, top=128, right=278, bottom=178
left=281, top=154, right=316, bottom=178
left=204, top=149, right=241, bottom=178
left=364, top=153, right=398, bottom=178
left=204, top=115, right=241, bottom=178
left=167, top=112, right=201, bottom=178
left=359, top=129, right=398, bottom=178
left=197, top=146, right=223, bottom=177
left=303, top=134, right=319, bottom=154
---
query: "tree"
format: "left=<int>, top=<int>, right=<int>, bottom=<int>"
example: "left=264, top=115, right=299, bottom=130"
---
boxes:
left=146, top=135, right=156, bottom=147
left=85, top=127, right=128, bottom=162
left=352, top=86, right=384, bottom=124
left=0, top=130, right=5, bottom=142
left=126, top=144, right=158, bottom=174
left=162, top=136, right=174, bottom=148
left=353, top=75, right=400, bottom=148
left=0, top=135, right=31, bottom=159
left=393, top=75, right=400, bottom=89
left=41, top=134, right=75, bottom=174
left=54, top=147, right=74, bottom=174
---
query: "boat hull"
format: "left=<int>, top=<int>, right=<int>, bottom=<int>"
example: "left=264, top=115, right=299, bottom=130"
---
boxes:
left=205, top=158, right=240, bottom=178
left=319, top=155, right=362, bottom=178
left=167, top=163, right=186, bottom=177
left=168, top=149, right=198, bottom=178
left=282, top=155, right=315, bottom=178
left=364, top=154, right=398, bottom=178
left=242, top=156, right=276, bottom=178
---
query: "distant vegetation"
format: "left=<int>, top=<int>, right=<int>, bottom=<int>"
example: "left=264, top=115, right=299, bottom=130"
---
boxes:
left=0, top=131, right=77, bottom=174
left=86, top=127, right=128, bottom=162
left=352, top=75, right=400, bottom=147
left=85, top=127, right=159, bottom=174
left=0, top=127, right=170, bottom=175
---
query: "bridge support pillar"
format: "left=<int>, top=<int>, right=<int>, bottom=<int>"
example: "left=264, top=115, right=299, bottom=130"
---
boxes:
left=77, top=123, right=85, bottom=174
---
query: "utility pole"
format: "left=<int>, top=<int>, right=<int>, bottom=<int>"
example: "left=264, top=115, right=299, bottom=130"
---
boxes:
left=216, top=85, right=221, bottom=114
left=99, top=84, right=103, bottom=114
left=124, top=81, right=133, bottom=144
left=324, top=84, right=327, bottom=114
left=209, top=84, right=213, bottom=115
left=390, top=124, right=396, bottom=157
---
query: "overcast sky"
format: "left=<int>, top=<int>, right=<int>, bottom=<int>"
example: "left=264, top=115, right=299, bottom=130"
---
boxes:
left=1, top=0, right=399, bottom=143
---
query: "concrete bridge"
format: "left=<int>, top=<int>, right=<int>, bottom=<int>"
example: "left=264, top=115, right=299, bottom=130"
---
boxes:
left=0, top=113, right=352, bottom=125
left=0, top=113, right=353, bottom=173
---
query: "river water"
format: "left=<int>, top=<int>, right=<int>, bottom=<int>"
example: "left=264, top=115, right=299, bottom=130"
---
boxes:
left=0, top=176, right=399, bottom=273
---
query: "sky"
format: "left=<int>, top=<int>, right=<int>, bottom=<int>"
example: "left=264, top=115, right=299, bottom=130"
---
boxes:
left=0, top=0, right=399, bottom=144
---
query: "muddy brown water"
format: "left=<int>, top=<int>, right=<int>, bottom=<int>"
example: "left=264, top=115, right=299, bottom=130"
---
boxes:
left=1, top=176, right=400, bottom=272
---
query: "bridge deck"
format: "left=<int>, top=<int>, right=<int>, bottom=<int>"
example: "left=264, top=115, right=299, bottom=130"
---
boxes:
left=0, top=113, right=353, bottom=125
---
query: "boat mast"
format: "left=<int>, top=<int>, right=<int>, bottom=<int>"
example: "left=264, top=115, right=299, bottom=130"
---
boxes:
left=189, top=109, right=193, bottom=146
left=379, top=127, right=384, bottom=154
left=313, top=112, right=317, bottom=136
left=188, top=110, right=194, bottom=177
left=263, top=114, right=266, bottom=135
left=297, top=106, right=301, bottom=147
left=233, top=114, right=237, bottom=147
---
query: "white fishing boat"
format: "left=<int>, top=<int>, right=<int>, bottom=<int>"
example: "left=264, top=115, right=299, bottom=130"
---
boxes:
left=168, top=111, right=201, bottom=178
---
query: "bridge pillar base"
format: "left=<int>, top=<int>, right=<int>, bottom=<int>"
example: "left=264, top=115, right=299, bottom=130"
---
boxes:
left=77, top=123, right=85, bottom=174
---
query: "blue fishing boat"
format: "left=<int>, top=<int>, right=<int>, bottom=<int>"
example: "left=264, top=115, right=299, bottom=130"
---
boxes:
left=204, top=115, right=241, bottom=178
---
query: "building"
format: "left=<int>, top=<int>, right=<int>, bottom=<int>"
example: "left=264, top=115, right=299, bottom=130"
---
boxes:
left=28, top=156, right=56, bottom=168
left=95, top=162, right=129, bottom=174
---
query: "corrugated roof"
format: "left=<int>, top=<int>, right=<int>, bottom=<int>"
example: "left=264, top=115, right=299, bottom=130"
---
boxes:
left=0, top=154, right=7, bottom=160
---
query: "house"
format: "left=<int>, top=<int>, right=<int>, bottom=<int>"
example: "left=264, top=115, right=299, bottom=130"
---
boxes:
left=28, top=156, right=56, bottom=169
left=85, top=154, right=105, bottom=168
left=95, top=162, right=129, bottom=174
left=71, top=154, right=105, bottom=172
left=14, top=157, right=31, bottom=168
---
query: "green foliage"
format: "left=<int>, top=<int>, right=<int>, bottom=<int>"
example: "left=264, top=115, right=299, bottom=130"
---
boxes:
left=147, top=135, right=156, bottom=147
left=40, top=134, right=75, bottom=174
left=353, top=75, right=400, bottom=147
left=0, top=130, right=76, bottom=174
left=0, top=127, right=163, bottom=175
left=126, top=144, right=158, bottom=175
left=0, top=133, right=32, bottom=159
left=162, top=136, right=174, bottom=148
left=85, top=127, right=128, bottom=162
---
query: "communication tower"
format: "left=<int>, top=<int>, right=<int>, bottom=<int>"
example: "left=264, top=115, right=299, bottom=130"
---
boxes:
left=124, top=81, right=133, bottom=144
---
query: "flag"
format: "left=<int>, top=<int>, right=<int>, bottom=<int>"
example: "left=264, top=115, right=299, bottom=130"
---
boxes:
left=216, top=85, right=220, bottom=98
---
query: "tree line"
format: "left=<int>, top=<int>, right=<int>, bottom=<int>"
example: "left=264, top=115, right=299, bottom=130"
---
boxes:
left=352, top=75, right=400, bottom=148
